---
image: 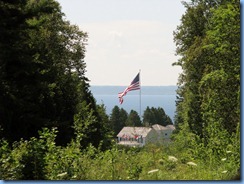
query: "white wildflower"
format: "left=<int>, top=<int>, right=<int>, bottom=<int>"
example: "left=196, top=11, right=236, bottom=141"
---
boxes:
left=168, top=156, right=178, bottom=162
left=57, top=172, right=67, bottom=177
left=226, top=151, right=232, bottom=154
left=221, top=170, right=228, bottom=174
left=148, top=169, right=159, bottom=174
left=187, top=162, right=197, bottom=166
left=221, top=158, right=227, bottom=161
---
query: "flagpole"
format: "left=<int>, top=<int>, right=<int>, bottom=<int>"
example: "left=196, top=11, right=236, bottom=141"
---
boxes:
left=139, top=69, right=141, bottom=121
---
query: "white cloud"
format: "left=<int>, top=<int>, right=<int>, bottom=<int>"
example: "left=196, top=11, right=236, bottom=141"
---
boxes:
left=80, top=20, right=181, bottom=86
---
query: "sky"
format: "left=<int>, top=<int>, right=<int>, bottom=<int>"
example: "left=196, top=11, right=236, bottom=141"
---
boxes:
left=56, top=0, right=187, bottom=86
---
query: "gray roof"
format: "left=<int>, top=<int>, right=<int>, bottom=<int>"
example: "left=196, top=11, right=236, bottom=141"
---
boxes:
left=152, top=124, right=175, bottom=131
left=117, top=124, right=175, bottom=138
left=166, top=124, right=176, bottom=130
left=152, top=124, right=168, bottom=131
left=117, top=127, right=152, bottom=138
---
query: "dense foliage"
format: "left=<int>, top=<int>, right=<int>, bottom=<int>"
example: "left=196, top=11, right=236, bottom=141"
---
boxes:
left=0, top=128, right=240, bottom=180
left=143, top=107, right=173, bottom=127
left=0, top=0, right=240, bottom=180
left=173, top=0, right=240, bottom=176
left=109, top=106, right=128, bottom=137
left=0, top=0, right=112, bottom=147
left=109, top=105, right=173, bottom=137
left=173, top=0, right=240, bottom=136
left=125, top=110, right=142, bottom=127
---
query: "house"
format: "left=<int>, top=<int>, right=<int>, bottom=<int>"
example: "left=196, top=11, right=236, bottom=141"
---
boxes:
left=117, top=124, right=175, bottom=147
left=152, top=124, right=175, bottom=143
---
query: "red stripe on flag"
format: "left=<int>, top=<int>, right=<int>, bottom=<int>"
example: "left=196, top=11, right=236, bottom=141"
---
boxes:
left=118, top=73, right=140, bottom=104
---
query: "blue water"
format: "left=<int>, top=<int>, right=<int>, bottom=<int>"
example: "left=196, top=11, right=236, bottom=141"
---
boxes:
left=91, top=86, right=177, bottom=122
left=93, top=94, right=176, bottom=121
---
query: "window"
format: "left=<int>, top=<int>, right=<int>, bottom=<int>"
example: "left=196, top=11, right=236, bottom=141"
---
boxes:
left=137, top=137, right=143, bottom=143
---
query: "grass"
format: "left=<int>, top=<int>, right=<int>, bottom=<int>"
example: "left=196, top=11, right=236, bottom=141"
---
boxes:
left=0, top=128, right=240, bottom=180
left=62, top=143, right=239, bottom=180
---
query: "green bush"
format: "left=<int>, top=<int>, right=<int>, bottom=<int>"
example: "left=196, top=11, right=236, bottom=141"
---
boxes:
left=0, top=125, right=240, bottom=180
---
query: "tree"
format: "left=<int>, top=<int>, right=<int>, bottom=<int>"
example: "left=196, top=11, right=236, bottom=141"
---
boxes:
left=95, top=104, right=113, bottom=149
left=125, top=110, right=142, bottom=127
left=143, top=107, right=172, bottom=127
left=109, top=106, right=128, bottom=137
left=142, top=107, right=153, bottom=127
left=172, top=0, right=234, bottom=137
left=173, top=0, right=209, bottom=136
left=173, top=0, right=240, bottom=144
left=199, top=0, right=240, bottom=134
left=0, top=0, right=111, bottom=147
left=0, top=1, right=73, bottom=141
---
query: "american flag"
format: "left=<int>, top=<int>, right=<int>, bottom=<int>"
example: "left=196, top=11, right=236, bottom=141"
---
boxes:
left=118, top=72, right=140, bottom=104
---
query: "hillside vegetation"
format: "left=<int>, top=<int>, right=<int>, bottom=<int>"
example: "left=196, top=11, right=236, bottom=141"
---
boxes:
left=0, top=0, right=240, bottom=180
left=0, top=127, right=239, bottom=180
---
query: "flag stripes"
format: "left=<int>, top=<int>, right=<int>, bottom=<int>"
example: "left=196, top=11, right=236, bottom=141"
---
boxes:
left=118, top=72, right=140, bottom=104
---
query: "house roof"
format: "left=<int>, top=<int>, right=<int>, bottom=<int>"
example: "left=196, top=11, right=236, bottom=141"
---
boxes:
left=152, top=124, right=175, bottom=131
left=117, top=127, right=152, bottom=138
left=152, top=124, right=168, bottom=131
left=166, top=124, right=176, bottom=130
left=117, top=124, right=176, bottom=138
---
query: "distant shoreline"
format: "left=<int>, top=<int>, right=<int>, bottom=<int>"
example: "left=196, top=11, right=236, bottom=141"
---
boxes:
left=90, top=85, right=177, bottom=96
left=90, top=86, right=177, bottom=120
left=90, top=85, right=177, bottom=87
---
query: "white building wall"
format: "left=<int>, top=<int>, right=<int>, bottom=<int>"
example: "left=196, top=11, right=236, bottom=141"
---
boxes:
left=117, top=125, right=175, bottom=147
left=144, top=129, right=158, bottom=144
left=155, top=129, right=174, bottom=144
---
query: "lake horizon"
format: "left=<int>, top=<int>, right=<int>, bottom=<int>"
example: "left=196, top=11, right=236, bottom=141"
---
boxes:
left=90, top=86, right=177, bottom=122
